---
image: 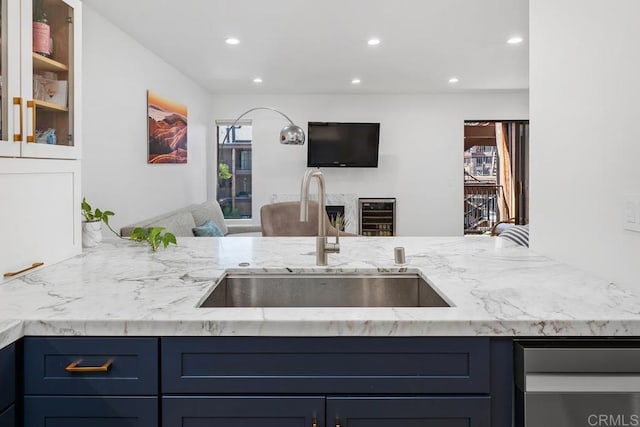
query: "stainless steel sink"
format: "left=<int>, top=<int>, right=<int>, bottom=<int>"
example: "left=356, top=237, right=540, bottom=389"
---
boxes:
left=198, top=270, right=451, bottom=308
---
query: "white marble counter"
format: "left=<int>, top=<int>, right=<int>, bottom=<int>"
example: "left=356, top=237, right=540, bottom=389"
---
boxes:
left=0, top=236, right=638, bottom=338
left=0, top=320, right=23, bottom=348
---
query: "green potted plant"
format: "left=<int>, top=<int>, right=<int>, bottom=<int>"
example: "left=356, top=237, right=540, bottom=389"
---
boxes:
left=80, top=198, right=116, bottom=248
left=130, top=227, right=177, bottom=252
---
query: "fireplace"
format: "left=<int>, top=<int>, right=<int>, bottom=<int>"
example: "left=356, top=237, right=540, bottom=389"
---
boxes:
left=325, top=205, right=345, bottom=231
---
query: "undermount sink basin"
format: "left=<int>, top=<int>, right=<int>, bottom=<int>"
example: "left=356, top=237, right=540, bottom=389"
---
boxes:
left=198, top=270, right=452, bottom=308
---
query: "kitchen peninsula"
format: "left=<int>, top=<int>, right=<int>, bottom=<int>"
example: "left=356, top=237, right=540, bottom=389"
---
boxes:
left=1, top=236, right=639, bottom=427
left=0, top=236, right=638, bottom=337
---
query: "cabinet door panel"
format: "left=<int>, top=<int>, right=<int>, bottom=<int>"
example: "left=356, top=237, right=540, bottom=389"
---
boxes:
left=0, top=159, right=80, bottom=279
left=24, top=396, right=157, bottom=427
left=163, top=396, right=324, bottom=427
left=327, top=396, right=490, bottom=427
left=0, top=405, right=14, bottom=427
left=0, top=344, right=15, bottom=413
left=24, top=337, right=158, bottom=396
left=162, top=337, right=490, bottom=394
left=20, top=0, right=80, bottom=159
left=0, top=0, right=22, bottom=157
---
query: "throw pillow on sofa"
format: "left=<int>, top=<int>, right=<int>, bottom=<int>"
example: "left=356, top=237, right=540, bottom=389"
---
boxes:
left=192, top=220, right=224, bottom=237
left=498, top=224, right=529, bottom=247
left=190, top=201, right=228, bottom=235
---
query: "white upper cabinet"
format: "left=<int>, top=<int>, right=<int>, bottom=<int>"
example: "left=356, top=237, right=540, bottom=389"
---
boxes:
left=0, top=0, right=81, bottom=159
left=0, top=0, right=22, bottom=157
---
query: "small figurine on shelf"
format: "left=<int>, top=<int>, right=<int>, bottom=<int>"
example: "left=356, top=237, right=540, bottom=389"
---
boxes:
left=35, top=128, right=56, bottom=145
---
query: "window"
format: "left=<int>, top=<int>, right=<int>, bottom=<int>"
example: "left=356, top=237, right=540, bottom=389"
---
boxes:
left=216, top=122, right=253, bottom=219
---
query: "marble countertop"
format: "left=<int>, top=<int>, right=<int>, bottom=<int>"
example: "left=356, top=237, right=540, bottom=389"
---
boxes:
left=0, top=236, right=638, bottom=343
left=0, top=320, right=23, bottom=349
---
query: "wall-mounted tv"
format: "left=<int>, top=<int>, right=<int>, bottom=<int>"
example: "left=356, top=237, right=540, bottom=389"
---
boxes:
left=307, top=122, right=380, bottom=167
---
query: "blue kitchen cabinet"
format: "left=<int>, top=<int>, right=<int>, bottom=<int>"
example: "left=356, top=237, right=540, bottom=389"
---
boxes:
left=163, top=396, right=324, bottom=427
left=0, top=406, right=14, bottom=427
left=327, top=396, right=490, bottom=427
left=16, top=336, right=513, bottom=427
left=0, top=344, right=16, bottom=427
left=162, top=337, right=491, bottom=394
left=161, top=337, right=512, bottom=427
left=23, top=337, right=159, bottom=427
left=24, top=396, right=157, bottom=427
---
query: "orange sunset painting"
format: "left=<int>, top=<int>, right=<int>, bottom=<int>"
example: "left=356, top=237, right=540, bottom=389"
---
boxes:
left=147, top=91, right=188, bottom=164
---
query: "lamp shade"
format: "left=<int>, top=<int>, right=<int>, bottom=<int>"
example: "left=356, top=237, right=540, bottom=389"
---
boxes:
left=280, top=124, right=305, bottom=145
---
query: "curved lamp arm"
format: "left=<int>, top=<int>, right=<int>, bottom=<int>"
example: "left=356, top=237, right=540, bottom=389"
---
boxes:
left=222, top=106, right=305, bottom=145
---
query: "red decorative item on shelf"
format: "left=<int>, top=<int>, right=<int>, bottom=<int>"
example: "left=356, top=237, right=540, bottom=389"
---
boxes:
left=33, top=0, right=51, bottom=57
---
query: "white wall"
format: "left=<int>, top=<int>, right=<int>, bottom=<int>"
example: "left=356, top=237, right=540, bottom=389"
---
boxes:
left=82, top=5, right=213, bottom=231
left=211, top=93, right=528, bottom=235
left=530, top=0, right=640, bottom=287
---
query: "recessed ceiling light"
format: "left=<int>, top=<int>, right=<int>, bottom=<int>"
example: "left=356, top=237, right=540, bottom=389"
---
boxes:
left=507, top=36, right=523, bottom=45
left=253, top=77, right=263, bottom=83
left=449, top=77, right=459, bottom=83
left=351, top=78, right=361, bottom=84
left=225, top=37, right=240, bottom=45
left=367, top=38, right=381, bottom=46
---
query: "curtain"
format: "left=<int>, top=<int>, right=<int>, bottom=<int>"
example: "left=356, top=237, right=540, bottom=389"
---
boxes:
left=495, top=123, right=515, bottom=221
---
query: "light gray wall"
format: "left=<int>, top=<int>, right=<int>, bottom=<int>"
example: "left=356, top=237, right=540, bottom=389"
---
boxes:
left=81, top=5, right=213, bottom=231
left=529, top=0, right=640, bottom=287
left=211, top=92, right=528, bottom=236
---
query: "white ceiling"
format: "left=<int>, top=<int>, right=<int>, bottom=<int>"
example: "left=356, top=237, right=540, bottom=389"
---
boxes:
left=81, top=0, right=529, bottom=94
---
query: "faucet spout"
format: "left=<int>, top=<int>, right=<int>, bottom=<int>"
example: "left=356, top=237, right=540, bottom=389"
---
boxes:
left=299, top=168, right=340, bottom=266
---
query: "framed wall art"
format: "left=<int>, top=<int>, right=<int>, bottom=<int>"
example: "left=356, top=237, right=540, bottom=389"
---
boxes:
left=147, top=91, right=188, bottom=164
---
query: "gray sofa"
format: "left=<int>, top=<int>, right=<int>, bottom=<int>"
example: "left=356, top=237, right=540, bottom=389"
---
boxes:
left=120, top=201, right=261, bottom=237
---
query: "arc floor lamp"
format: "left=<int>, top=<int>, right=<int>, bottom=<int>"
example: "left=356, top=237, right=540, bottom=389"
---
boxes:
left=222, top=107, right=305, bottom=145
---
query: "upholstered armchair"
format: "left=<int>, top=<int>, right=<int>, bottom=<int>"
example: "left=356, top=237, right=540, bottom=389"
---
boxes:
left=260, top=201, right=356, bottom=237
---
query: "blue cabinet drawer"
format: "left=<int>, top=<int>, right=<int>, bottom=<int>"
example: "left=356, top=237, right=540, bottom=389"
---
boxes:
left=24, top=337, right=158, bottom=395
left=327, top=396, right=490, bottom=427
left=0, top=344, right=15, bottom=413
left=24, top=397, right=157, bottom=427
left=163, top=396, right=324, bottom=427
left=162, top=337, right=490, bottom=394
left=0, top=405, right=14, bottom=427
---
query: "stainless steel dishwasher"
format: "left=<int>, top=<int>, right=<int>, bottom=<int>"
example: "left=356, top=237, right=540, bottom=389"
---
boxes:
left=516, top=340, right=640, bottom=427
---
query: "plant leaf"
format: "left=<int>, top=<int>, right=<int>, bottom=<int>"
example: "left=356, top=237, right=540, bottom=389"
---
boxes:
left=162, top=233, right=177, bottom=248
left=130, top=227, right=147, bottom=241
left=102, top=211, right=114, bottom=225
left=148, top=227, right=163, bottom=240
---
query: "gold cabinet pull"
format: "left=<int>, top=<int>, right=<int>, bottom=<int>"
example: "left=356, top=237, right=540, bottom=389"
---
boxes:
left=12, top=97, right=23, bottom=141
left=26, top=100, right=36, bottom=143
left=65, top=359, right=113, bottom=373
left=335, top=418, right=341, bottom=427
left=312, top=418, right=318, bottom=427
left=3, top=262, right=44, bottom=278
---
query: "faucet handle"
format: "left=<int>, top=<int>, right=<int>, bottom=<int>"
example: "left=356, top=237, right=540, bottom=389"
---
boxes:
left=327, top=233, right=340, bottom=254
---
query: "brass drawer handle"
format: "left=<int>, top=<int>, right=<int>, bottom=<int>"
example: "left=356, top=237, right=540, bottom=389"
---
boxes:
left=312, top=418, right=318, bottom=427
left=65, top=359, right=113, bottom=373
left=3, top=262, right=44, bottom=278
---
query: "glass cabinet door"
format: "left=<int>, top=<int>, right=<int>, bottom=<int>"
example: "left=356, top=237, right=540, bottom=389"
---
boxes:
left=21, top=0, right=78, bottom=159
left=0, top=0, right=22, bottom=157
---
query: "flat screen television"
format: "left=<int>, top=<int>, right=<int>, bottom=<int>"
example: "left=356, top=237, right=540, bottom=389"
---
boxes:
left=307, top=122, right=380, bottom=167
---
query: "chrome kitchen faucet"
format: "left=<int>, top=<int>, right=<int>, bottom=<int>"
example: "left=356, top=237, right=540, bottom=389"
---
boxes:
left=299, top=168, right=340, bottom=266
